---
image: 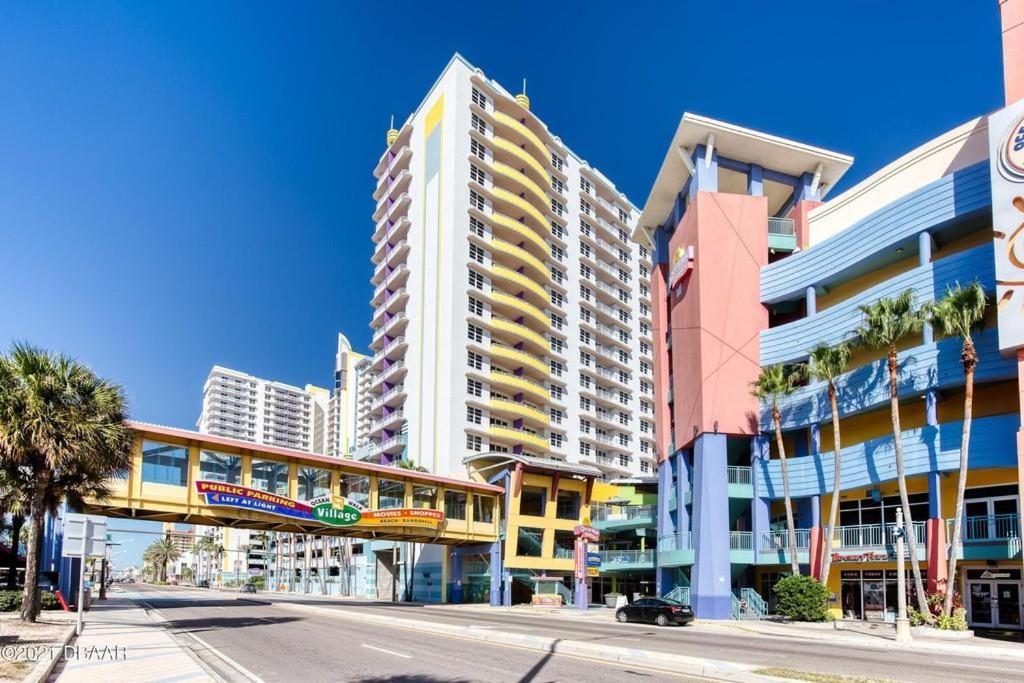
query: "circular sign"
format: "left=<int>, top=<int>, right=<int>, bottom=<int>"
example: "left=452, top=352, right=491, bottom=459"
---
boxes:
left=999, top=110, right=1024, bottom=182
left=312, top=500, right=362, bottom=526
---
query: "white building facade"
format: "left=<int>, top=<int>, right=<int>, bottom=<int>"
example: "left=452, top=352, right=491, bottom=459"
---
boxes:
left=369, top=54, right=656, bottom=479
left=326, top=334, right=371, bottom=458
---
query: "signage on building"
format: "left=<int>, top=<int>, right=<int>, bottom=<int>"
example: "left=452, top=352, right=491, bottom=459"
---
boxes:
left=195, top=481, right=445, bottom=530
left=989, top=99, right=1024, bottom=353
left=573, top=525, right=600, bottom=542
left=668, top=245, right=694, bottom=289
left=831, top=550, right=892, bottom=563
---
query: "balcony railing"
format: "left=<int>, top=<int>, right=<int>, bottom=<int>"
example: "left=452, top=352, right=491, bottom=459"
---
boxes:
left=949, top=514, right=1021, bottom=542
left=760, top=529, right=811, bottom=551
left=730, top=531, right=753, bottom=551
left=768, top=217, right=796, bottom=236
left=591, top=504, right=655, bottom=523
left=831, top=522, right=927, bottom=548
left=727, top=466, right=752, bottom=485
left=657, top=532, right=692, bottom=552
left=599, top=549, right=655, bottom=566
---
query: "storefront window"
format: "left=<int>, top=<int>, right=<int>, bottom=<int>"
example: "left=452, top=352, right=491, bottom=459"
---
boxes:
left=553, top=530, right=575, bottom=558
left=445, top=490, right=466, bottom=519
left=413, top=485, right=437, bottom=509
left=251, top=459, right=288, bottom=495
left=298, top=466, right=331, bottom=500
left=519, top=486, right=546, bottom=517
left=378, top=479, right=405, bottom=509
left=473, top=495, right=493, bottom=523
left=556, top=490, right=580, bottom=520
left=141, top=441, right=189, bottom=487
left=517, top=527, right=544, bottom=557
left=199, top=450, right=241, bottom=484
left=839, top=569, right=910, bottom=622
left=340, top=474, right=370, bottom=508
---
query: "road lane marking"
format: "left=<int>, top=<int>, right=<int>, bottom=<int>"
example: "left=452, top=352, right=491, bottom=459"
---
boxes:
left=361, top=644, right=412, bottom=659
left=183, top=631, right=266, bottom=682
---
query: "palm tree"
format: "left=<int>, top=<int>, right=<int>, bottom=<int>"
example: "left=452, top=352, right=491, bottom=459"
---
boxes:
left=805, top=343, right=852, bottom=587
left=0, top=344, right=133, bottom=622
left=145, top=538, right=180, bottom=582
left=854, top=291, right=930, bottom=617
left=925, top=282, right=987, bottom=618
left=751, top=364, right=802, bottom=575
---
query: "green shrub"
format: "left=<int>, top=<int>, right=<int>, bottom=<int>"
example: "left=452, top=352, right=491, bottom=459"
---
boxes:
left=0, top=590, right=60, bottom=612
left=936, top=607, right=968, bottom=631
left=773, top=575, right=829, bottom=622
left=908, top=607, right=929, bottom=626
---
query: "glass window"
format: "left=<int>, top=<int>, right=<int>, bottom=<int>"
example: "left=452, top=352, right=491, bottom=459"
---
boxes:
left=474, top=495, right=494, bottom=523
left=141, top=441, right=189, bottom=487
left=297, top=466, right=331, bottom=500
left=339, top=474, right=369, bottom=508
left=553, top=529, right=575, bottom=558
left=378, top=479, right=405, bottom=509
left=556, top=490, right=580, bottom=520
left=251, top=459, right=289, bottom=496
left=413, top=485, right=437, bottom=509
left=199, top=450, right=241, bottom=484
left=445, top=490, right=467, bottom=520
left=517, top=527, right=544, bottom=557
left=520, top=486, right=546, bottom=517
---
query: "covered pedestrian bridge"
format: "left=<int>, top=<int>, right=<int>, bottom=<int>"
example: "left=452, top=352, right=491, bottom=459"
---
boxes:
left=81, top=422, right=502, bottom=545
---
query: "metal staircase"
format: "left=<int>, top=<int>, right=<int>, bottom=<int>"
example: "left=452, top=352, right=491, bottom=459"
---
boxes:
left=663, top=586, right=690, bottom=605
left=731, top=587, right=767, bottom=620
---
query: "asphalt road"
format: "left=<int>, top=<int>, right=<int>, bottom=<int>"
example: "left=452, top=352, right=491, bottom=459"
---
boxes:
left=239, top=590, right=1024, bottom=683
left=127, top=585, right=697, bottom=683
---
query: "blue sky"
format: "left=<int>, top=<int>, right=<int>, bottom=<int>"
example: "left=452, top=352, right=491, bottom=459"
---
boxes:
left=0, top=3, right=1006, bottom=565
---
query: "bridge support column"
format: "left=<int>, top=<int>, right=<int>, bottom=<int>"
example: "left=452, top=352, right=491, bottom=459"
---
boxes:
left=690, top=433, right=731, bottom=619
left=489, top=540, right=503, bottom=607
left=927, top=468, right=948, bottom=594
left=451, top=551, right=463, bottom=604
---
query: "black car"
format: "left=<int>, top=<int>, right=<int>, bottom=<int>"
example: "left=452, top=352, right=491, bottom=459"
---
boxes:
left=242, top=583, right=257, bottom=594
left=197, top=579, right=210, bottom=588
left=615, top=597, right=694, bottom=626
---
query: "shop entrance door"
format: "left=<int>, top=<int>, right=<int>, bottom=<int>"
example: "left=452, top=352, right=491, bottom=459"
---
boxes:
left=968, top=580, right=1023, bottom=628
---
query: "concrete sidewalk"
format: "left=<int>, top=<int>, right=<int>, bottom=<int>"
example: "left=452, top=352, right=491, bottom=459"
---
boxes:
left=50, top=594, right=214, bottom=683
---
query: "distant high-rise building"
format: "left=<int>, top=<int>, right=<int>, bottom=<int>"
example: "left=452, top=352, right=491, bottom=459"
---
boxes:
left=197, top=365, right=329, bottom=453
left=326, top=334, right=371, bottom=458
left=367, top=54, right=656, bottom=478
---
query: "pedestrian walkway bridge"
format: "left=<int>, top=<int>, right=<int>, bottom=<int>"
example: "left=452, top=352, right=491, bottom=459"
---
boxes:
left=81, top=422, right=502, bottom=545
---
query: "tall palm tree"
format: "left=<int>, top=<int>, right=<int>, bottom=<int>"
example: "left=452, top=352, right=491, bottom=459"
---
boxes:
left=146, top=538, right=180, bottom=582
left=0, top=344, right=133, bottom=622
left=805, top=343, right=852, bottom=587
left=854, top=291, right=930, bottom=617
left=925, top=282, right=987, bottom=618
left=751, top=364, right=802, bottom=575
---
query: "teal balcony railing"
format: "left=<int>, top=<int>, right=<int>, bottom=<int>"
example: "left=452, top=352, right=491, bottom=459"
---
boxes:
left=947, top=514, right=1022, bottom=561
left=598, top=549, right=656, bottom=571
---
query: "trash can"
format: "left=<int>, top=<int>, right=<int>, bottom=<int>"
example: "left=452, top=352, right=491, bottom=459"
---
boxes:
left=82, top=589, right=92, bottom=611
left=604, top=592, right=621, bottom=608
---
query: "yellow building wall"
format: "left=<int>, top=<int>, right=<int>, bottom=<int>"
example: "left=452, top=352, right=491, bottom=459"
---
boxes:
left=503, top=472, right=590, bottom=572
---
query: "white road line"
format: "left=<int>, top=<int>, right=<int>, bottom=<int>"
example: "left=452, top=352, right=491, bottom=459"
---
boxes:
left=361, top=644, right=412, bottom=659
left=183, top=631, right=267, bottom=682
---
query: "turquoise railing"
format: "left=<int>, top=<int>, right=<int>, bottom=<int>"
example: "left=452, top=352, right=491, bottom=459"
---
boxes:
left=663, top=586, right=690, bottom=604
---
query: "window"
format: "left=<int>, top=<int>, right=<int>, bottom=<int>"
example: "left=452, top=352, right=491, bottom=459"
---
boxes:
left=618, top=208, right=629, bottom=224
left=619, top=248, right=630, bottom=262
left=580, top=199, right=592, bottom=215
left=550, top=314, right=564, bottom=331
left=470, top=138, right=486, bottom=161
left=550, top=267, right=564, bottom=285
left=378, top=478, right=406, bottom=509
left=551, top=291, right=565, bottom=308
left=640, top=265, right=650, bottom=279
left=641, top=381, right=651, bottom=394
left=468, top=269, right=485, bottom=290
left=619, top=454, right=629, bottom=467
left=640, top=420, right=650, bottom=434
left=580, top=351, right=592, bottom=366
left=467, top=406, right=483, bottom=424
left=469, top=243, right=486, bottom=263
left=551, top=338, right=565, bottom=355
left=550, top=408, right=563, bottom=424
left=474, top=495, right=494, bottom=523
left=640, top=302, right=650, bottom=317
left=298, top=466, right=331, bottom=500
left=467, top=324, right=483, bottom=343
left=413, top=485, right=437, bottom=509
left=639, top=245, right=649, bottom=260
left=551, top=245, right=565, bottom=262
left=618, top=227, right=629, bottom=243
left=580, top=285, right=591, bottom=301
left=199, top=450, right=240, bottom=484
left=551, top=177, right=565, bottom=196
left=471, top=113, right=486, bottom=134
left=141, top=441, right=189, bottom=487
left=580, top=242, right=593, bottom=259
left=618, top=288, right=630, bottom=303
left=520, top=486, right=546, bottom=517
left=640, top=342, right=651, bottom=357
left=467, top=379, right=483, bottom=397
left=640, top=322, right=651, bottom=337
left=469, top=215, right=486, bottom=237
left=580, top=264, right=592, bottom=280
left=580, top=220, right=593, bottom=237
left=618, top=412, right=629, bottom=426
left=641, top=284, right=650, bottom=298
left=641, top=441, right=650, bottom=454
left=580, top=442, right=591, bottom=457
left=551, top=199, right=565, bottom=217
left=618, top=330, right=629, bottom=344
left=468, top=297, right=484, bottom=317
left=339, top=474, right=370, bottom=508
left=466, top=433, right=482, bottom=451
left=516, top=527, right=544, bottom=557
left=579, top=329, right=592, bottom=345
left=471, top=87, right=487, bottom=108
left=551, top=222, right=566, bottom=240
left=618, top=267, right=629, bottom=283
left=618, top=433, right=630, bottom=446
left=551, top=153, right=564, bottom=172
left=640, top=460, right=650, bottom=473
left=551, top=385, right=564, bottom=401
left=580, top=177, right=592, bottom=195
left=580, top=418, right=592, bottom=433
left=445, top=490, right=467, bottom=519
left=579, top=372, right=592, bottom=388
left=553, top=529, right=575, bottom=558
left=580, top=396, right=592, bottom=411
left=470, top=164, right=487, bottom=185
left=251, top=459, right=289, bottom=496
left=467, top=351, right=483, bottom=370
left=556, top=490, right=580, bottom=520
left=550, top=433, right=564, bottom=448
left=550, top=361, right=564, bottom=377
left=469, top=190, right=485, bottom=211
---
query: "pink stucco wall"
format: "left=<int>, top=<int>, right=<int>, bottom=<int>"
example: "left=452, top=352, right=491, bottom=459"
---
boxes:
left=788, top=199, right=822, bottom=249
left=1003, top=0, right=1024, bottom=105
left=667, top=192, right=769, bottom=450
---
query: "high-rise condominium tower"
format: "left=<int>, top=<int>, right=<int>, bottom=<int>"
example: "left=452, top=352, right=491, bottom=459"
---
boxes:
left=368, top=54, right=656, bottom=478
left=197, top=365, right=329, bottom=454
left=326, top=333, right=372, bottom=457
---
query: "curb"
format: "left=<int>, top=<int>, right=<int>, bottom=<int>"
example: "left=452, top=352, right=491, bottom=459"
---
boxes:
left=25, top=623, right=76, bottom=683
left=274, top=601, right=781, bottom=682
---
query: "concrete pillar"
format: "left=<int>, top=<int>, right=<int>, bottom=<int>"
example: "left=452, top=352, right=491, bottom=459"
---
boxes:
left=489, top=540, right=503, bottom=607
left=690, top=433, right=731, bottom=619
left=927, top=469, right=948, bottom=593
left=806, top=286, right=817, bottom=317
left=750, top=436, right=771, bottom=556
left=452, top=551, right=463, bottom=604
left=920, top=231, right=935, bottom=344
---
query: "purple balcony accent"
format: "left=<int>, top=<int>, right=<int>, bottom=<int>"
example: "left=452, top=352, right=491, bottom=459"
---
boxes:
left=381, top=452, right=394, bottom=465
left=512, top=445, right=523, bottom=455
left=513, top=368, right=524, bottom=377
left=514, top=317, right=525, bottom=325
left=516, top=292, right=525, bottom=300
left=514, top=342, right=525, bottom=351
left=382, top=405, right=393, bottom=417
left=513, top=419, right=523, bottom=429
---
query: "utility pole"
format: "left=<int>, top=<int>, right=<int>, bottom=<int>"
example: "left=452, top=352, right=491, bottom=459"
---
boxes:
left=895, top=507, right=912, bottom=643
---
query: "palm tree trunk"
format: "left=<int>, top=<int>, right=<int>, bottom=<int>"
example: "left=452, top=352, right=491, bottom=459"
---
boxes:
left=20, top=475, right=48, bottom=622
left=887, top=348, right=930, bottom=616
left=943, top=338, right=977, bottom=618
left=820, top=384, right=843, bottom=587
left=7, top=514, right=23, bottom=589
left=773, top=408, right=800, bottom=576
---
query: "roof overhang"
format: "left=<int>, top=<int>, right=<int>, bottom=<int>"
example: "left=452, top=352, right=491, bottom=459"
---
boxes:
left=633, top=113, right=854, bottom=243
left=462, top=452, right=603, bottom=478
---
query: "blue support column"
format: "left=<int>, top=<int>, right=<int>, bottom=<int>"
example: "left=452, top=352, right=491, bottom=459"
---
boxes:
left=689, top=144, right=719, bottom=202
left=675, top=450, right=691, bottom=533
left=452, top=551, right=463, bottom=604
left=751, top=436, right=771, bottom=556
left=920, top=231, right=935, bottom=344
left=748, top=164, right=764, bottom=197
left=656, top=457, right=675, bottom=597
left=489, top=540, right=503, bottom=607
left=690, top=433, right=731, bottom=619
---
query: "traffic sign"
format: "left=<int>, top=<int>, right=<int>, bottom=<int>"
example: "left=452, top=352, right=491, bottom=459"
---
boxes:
left=62, top=514, right=108, bottom=559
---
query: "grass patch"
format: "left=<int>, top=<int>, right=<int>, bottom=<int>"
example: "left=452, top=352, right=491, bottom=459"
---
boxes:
left=754, top=668, right=895, bottom=683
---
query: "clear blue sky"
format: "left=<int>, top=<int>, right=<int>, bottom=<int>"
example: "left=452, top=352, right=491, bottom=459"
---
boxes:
left=0, top=2, right=1007, bottom=568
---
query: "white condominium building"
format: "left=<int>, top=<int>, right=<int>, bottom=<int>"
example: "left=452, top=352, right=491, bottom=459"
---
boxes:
left=369, top=54, right=656, bottom=478
left=326, top=333, right=372, bottom=458
left=197, top=365, right=330, bottom=454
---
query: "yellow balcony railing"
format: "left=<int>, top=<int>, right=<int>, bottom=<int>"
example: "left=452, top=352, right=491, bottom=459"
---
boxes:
left=489, top=368, right=549, bottom=401
left=490, top=187, right=548, bottom=232
left=492, top=111, right=549, bottom=168
left=490, top=290, right=550, bottom=328
left=488, top=424, right=549, bottom=452
left=489, top=342, right=549, bottom=376
left=489, top=212, right=550, bottom=257
left=490, top=238, right=550, bottom=282
left=489, top=398, right=549, bottom=426
left=490, top=264, right=549, bottom=303
left=492, top=136, right=550, bottom=187
left=491, top=161, right=550, bottom=209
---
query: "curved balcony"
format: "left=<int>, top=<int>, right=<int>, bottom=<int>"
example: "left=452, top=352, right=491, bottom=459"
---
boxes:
left=761, top=244, right=995, bottom=366
left=488, top=424, right=548, bottom=452
left=491, top=135, right=550, bottom=188
left=489, top=264, right=549, bottom=303
left=373, top=140, right=412, bottom=180
left=490, top=186, right=548, bottom=234
left=489, top=341, right=549, bottom=377
left=489, top=368, right=549, bottom=402
left=373, top=214, right=410, bottom=244
left=490, top=161, right=549, bottom=209
left=490, top=238, right=550, bottom=283
left=765, top=327, right=1015, bottom=431
left=489, top=398, right=549, bottom=427
left=489, top=290, right=549, bottom=329
left=491, top=110, right=549, bottom=168
left=591, top=504, right=656, bottom=532
left=487, top=211, right=550, bottom=258
left=760, top=161, right=990, bottom=305
left=755, top=414, right=1017, bottom=500
left=373, top=167, right=412, bottom=202
left=489, top=316, right=549, bottom=355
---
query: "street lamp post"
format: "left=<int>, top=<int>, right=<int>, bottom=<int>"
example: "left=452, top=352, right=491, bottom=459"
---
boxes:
left=895, top=507, right=912, bottom=643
